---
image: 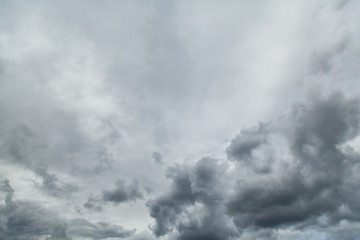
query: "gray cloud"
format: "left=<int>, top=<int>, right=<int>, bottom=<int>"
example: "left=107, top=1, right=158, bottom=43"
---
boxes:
left=0, top=180, right=70, bottom=240
left=84, top=179, right=143, bottom=211
left=152, top=152, right=164, bottom=165
left=103, top=179, right=143, bottom=204
left=228, top=93, right=360, bottom=231
left=71, top=149, right=115, bottom=176
left=226, top=122, right=269, bottom=161
left=148, top=165, right=195, bottom=236
left=0, top=179, right=134, bottom=240
left=2, top=1, right=360, bottom=239
left=68, top=219, right=135, bottom=239
left=83, top=195, right=103, bottom=212
left=148, top=92, right=360, bottom=239
left=308, top=37, right=349, bottom=75
left=226, top=122, right=273, bottom=174
left=148, top=157, right=237, bottom=240
left=34, top=164, right=79, bottom=198
left=335, top=0, right=351, bottom=10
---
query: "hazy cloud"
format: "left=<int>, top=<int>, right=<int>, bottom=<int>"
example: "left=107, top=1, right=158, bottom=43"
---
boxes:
left=2, top=1, right=360, bottom=239
left=34, top=164, right=79, bottom=197
left=152, top=152, right=164, bottom=165
left=0, top=180, right=134, bottom=240
left=68, top=219, right=135, bottom=239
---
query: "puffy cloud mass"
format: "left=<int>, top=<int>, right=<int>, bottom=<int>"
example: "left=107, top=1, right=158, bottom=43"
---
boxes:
left=148, top=93, right=360, bottom=239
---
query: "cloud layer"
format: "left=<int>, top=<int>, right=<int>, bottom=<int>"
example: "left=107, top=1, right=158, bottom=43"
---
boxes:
left=1, top=0, right=360, bottom=239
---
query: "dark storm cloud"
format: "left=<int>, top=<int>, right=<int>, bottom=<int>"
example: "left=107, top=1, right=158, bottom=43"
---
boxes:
left=148, top=92, right=360, bottom=239
left=227, top=92, right=360, bottom=230
left=288, top=93, right=360, bottom=167
left=83, top=195, right=103, bottom=212
left=226, top=122, right=269, bottom=161
left=103, top=179, right=143, bottom=204
left=0, top=180, right=134, bottom=240
left=148, top=165, right=195, bottom=236
left=84, top=179, right=143, bottom=211
left=148, top=157, right=237, bottom=240
left=0, top=180, right=70, bottom=240
left=226, top=122, right=273, bottom=174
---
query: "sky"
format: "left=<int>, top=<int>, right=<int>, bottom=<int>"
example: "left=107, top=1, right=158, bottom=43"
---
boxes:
left=1, top=0, right=360, bottom=239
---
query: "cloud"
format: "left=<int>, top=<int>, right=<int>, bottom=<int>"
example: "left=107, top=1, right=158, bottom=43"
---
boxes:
left=226, top=122, right=270, bottom=161
left=308, top=37, right=349, bottom=75
left=148, top=157, right=237, bottom=240
left=34, top=164, right=79, bottom=198
left=84, top=179, right=143, bottom=211
left=0, top=180, right=70, bottom=240
left=147, top=164, right=195, bottom=236
left=0, top=179, right=135, bottom=240
left=83, top=195, right=103, bottom=212
left=2, top=1, right=360, bottom=239
left=152, top=152, right=164, bottom=165
left=148, top=92, right=360, bottom=239
left=71, top=149, right=115, bottom=176
left=228, top=92, right=360, bottom=231
left=103, top=179, right=143, bottom=204
left=226, top=122, right=273, bottom=174
left=335, top=0, right=352, bottom=10
left=68, top=219, right=135, bottom=239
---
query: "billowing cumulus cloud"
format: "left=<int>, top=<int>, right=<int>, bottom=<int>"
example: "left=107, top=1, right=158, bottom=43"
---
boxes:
left=228, top=93, right=360, bottom=228
left=148, top=157, right=237, bottom=240
left=147, top=93, right=360, bottom=239
left=226, top=122, right=270, bottom=161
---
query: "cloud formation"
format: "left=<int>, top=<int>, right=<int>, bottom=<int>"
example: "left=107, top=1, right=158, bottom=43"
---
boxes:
left=1, top=0, right=360, bottom=239
left=84, top=179, right=143, bottom=212
left=103, top=180, right=143, bottom=204
left=0, top=180, right=134, bottom=240
left=148, top=157, right=237, bottom=240
left=148, top=92, right=360, bottom=239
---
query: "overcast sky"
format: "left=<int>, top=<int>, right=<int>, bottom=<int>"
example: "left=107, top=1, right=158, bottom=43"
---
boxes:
left=1, top=0, right=360, bottom=240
